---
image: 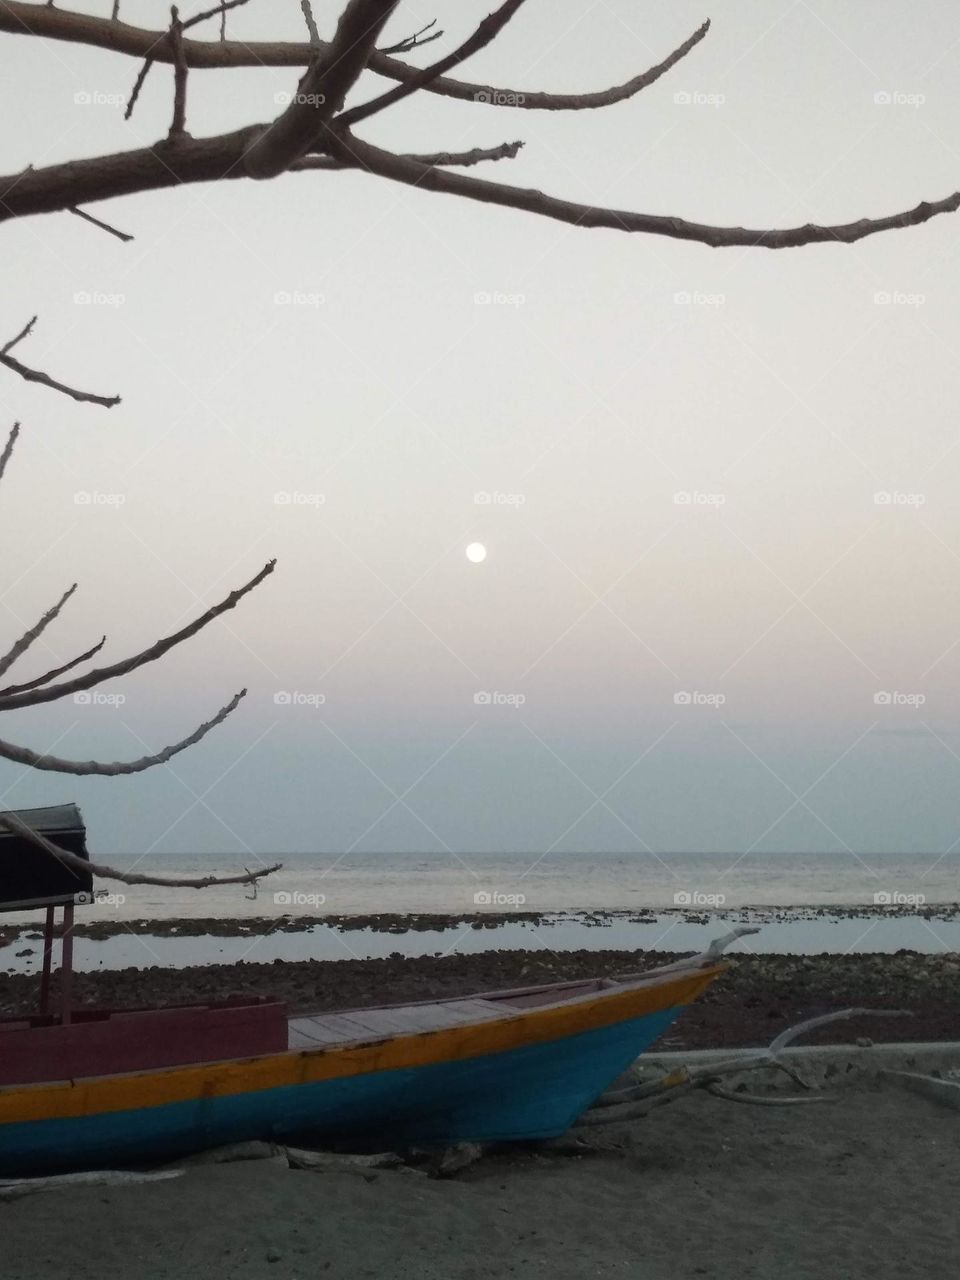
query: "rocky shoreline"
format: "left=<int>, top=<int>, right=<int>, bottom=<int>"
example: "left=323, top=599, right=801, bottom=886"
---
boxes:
left=3, top=900, right=959, bottom=945
left=3, top=947, right=958, bottom=1048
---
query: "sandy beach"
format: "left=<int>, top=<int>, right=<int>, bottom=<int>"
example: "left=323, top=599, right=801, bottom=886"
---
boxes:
left=3, top=1085, right=958, bottom=1280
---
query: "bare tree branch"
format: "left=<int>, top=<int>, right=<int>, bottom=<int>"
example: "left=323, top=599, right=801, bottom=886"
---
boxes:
left=337, top=0, right=529, bottom=129
left=0, top=807, right=281, bottom=887
left=0, top=634, right=106, bottom=696
left=300, top=0, right=320, bottom=46
left=0, top=316, right=120, bottom=406
left=330, top=132, right=960, bottom=249
left=290, top=139, right=524, bottom=171
left=0, top=2, right=710, bottom=112
left=68, top=205, right=134, bottom=241
left=0, top=584, right=77, bottom=680
left=0, top=688, right=247, bottom=774
left=0, top=421, right=19, bottom=484
left=168, top=5, right=189, bottom=139
left=0, top=559, right=276, bottom=711
left=242, top=0, right=399, bottom=180
left=379, top=18, right=441, bottom=56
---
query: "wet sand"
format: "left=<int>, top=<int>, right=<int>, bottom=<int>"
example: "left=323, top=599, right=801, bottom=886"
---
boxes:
left=3, top=1087, right=958, bottom=1280
left=3, top=947, right=958, bottom=1047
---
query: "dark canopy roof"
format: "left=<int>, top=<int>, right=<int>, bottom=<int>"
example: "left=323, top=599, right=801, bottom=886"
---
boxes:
left=0, top=803, right=92, bottom=912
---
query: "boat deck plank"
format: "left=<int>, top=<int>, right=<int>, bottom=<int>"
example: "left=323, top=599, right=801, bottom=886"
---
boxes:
left=287, top=999, right=511, bottom=1049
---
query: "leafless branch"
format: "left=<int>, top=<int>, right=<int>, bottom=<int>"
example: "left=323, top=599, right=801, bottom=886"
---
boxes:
left=290, top=139, right=524, bottom=171
left=0, top=316, right=120, bottom=406
left=167, top=5, right=189, bottom=139
left=181, top=0, right=250, bottom=34
left=0, top=421, right=19, bottom=484
left=68, top=205, right=133, bottom=241
left=379, top=18, right=441, bottom=56
left=300, top=0, right=319, bottom=46
left=124, top=54, right=154, bottom=120
left=331, top=132, right=960, bottom=249
left=243, top=0, right=399, bottom=180
left=0, top=584, right=77, bottom=680
left=0, top=688, right=246, bottom=774
left=0, top=3, right=710, bottom=112
left=0, top=634, right=106, bottom=696
left=0, top=808, right=281, bottom=887
left=338, top=0, right=529, bottom=128
left=0, top=559, right=276, bottom=711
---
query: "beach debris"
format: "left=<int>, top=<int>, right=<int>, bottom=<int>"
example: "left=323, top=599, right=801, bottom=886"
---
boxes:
left=573, top=1007, right=915, bottom=1126
left=0, top=1168, right=183, bottom=1201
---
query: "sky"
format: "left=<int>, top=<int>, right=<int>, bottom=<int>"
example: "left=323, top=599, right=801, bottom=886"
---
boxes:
left=2, top=0, right=960, bottom=864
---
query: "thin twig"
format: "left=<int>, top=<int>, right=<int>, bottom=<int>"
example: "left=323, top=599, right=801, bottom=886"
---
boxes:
left=124, top=55, right=154, bottom=119
left=0, top=318, right=119, bottom=407
left=168, top=6, right=188, bottom=138
left=0, top=635, right=106, bottom=697
left=0, top=559, right=276, bottom=711
left=337, top=0, right=529, bottom=129
left=0, top=809, right=282, bottom=887
left=300, top=0, right=319, bottom=45
left=0, top=583, right=77, bottom=680
left=291, top=139, right=523, bottom=171
left=69, top=205, right=134, bottom=242
left=0, top=421, right=20, bottom=484
left=379, top=18, right=440, bottom=55
left=0, top=689, right=248, bottom=775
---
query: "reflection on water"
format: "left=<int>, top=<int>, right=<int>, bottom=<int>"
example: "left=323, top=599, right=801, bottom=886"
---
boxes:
left=2, top=910, right=958, bottom=973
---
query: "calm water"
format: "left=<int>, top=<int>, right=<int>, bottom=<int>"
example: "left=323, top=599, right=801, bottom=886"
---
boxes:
left=2, top=851, right=957, bottom=970
left=14, top=848, right=953, bottom=922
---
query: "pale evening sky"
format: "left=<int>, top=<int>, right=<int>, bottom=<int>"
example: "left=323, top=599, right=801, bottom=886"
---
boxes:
left=2, top=0, right=960, bottom=867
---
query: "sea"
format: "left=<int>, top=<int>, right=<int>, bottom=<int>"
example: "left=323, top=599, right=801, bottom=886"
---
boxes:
left=2, top=850, right=958, bottom=972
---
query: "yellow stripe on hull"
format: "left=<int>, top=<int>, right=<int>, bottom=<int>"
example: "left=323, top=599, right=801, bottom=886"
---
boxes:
left=0, top=965, right=721, bottom=1126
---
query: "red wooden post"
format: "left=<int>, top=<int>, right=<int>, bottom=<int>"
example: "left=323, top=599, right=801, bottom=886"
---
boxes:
left=38, top=904, right=55, bottom=1015
left=60, top=902, right=75, bottom=1026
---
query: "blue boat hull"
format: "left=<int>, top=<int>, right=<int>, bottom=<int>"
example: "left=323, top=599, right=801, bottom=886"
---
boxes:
left=0, top=1005, right=680, bottom=1175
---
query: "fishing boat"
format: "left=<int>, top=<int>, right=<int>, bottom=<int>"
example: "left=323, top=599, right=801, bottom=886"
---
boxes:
left=0, top=805, right=730, bottom=1175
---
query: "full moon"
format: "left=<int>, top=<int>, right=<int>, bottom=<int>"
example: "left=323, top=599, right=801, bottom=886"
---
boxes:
left=465, top=542, right=487, bottom=564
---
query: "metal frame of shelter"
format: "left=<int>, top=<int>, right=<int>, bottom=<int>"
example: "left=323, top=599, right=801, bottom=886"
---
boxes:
left=0, top=804, right=92, bottom=1023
